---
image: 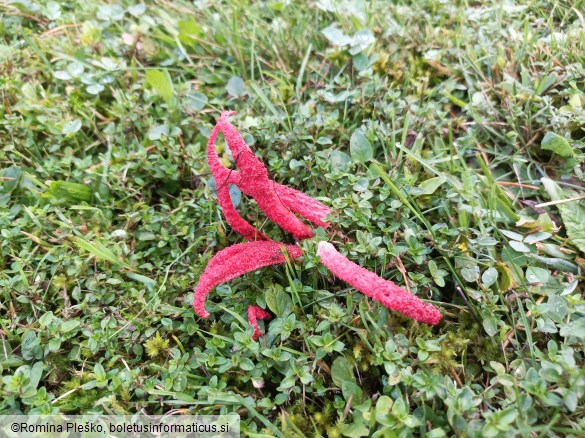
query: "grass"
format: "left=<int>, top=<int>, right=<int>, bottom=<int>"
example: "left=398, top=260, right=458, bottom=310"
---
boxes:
left=1, top=0, right=585, bottom=436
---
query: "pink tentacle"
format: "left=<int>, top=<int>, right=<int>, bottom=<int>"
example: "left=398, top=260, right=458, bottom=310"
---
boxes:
left=215, top=112, right=316, bottom=239
left=193, top=241, right=302, bottom=318
left=248, top=305, right=272, bottom=340
left=317, top=242, right=442, bottom=325
left=216, top=184, right=269, bottom=241
left=273, top=182, right=332, bottom=228
left=217, top=111, right=255, bottom=158
left=209, top=115, right=269, bottom=241
left=251, top=191, right=315, bottom=239
left=207, top=120, right=241, bottom=185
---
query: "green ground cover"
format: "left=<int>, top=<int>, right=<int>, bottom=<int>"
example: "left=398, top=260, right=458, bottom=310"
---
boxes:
left=1, top=0, right=585, bottom=436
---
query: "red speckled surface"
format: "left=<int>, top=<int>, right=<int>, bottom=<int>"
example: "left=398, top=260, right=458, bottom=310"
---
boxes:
left=317, top=241, right=442, bottom=325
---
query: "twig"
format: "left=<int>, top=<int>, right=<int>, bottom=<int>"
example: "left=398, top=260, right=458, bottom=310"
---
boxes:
left=0, top=3, right=48, bottom=25
left=51, top=387, right=80, bottom=404
left=497, top=181, right=539, bottom=190
left=342, top=394, right=353, bottom=422
left=535, top=194, right=585, bottom=208
left=456, top=286, right=481, bottom=325
left=41, top=23, right=81, bottom=37
left=394, top=256, right=411, bottom=293
left=450, top=367, right=463, bottom=386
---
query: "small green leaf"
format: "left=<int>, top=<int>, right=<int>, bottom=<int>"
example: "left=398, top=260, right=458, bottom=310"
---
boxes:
left=330, top=150, right=351, bottom=171
left=178, top=18, right=202, bottom=46
left=428, top=260, right=447, bottom=287
left=265, top=284, right=292, bottom=317
left=26, top=362, right=44, bottom=393
left=559, top=318, right=585, bottom=339
left=536, top=73, right=557, bottom=95
left=502, top=245, right=528, bottom=266
left=509, top=241, right=531, bottom=252
left=392, top=397, right=407, bottom=417
left=125, top=272, right=155, bottom=290
left=482, top=267, right=498, bottom=287
left=568, top=93, right=583, bottom=108
left=67, top=62, right=83, bottom=78
left=542, top=178, right=585, bottom=253
left=62, top=119, right=82, bottom=135
left=564, top=390, right=578, bottom=412
left=352, top=53, right=368, bottom=71
left=341, top=380, right=363, bottom=401
left=541, top=132, right=573, bottom=157
left=339, top=417, right=369, bottom=437
left=148, top=124, right=169, bottom=141
left=184, top=92, right=207, bottom=111
left=47, top=181, right=93, bottom=203
left=239, top=357, right=255, bottom=371
left=417, top=175, right=446, bottom=195
left=530, top=254, right=578, bottom=274
left=496, top=263, right=515, bottom=290
left=460, top=264, right=479, bottom=282
left=0, top=166, right=22, bottom=203
left=545, top=295, right=567, bottom=321
left=229, top=184, right=241, bottom=208
left=525, top=266, right=550, bottom=284
left=322, top=24, right=352, bottom=46
left=483, top=316, right=498, bottom=337
left=331, top=356, right=356, bottom=388
left=376, top=395, right=393, bottom=416
left=60, top=320, right=81, bottom=333
left=428, top=260, right=438, bottom=275
left=146, top=69, right=174, bottom=104
left=500, top=230, right=524, bottom=241
left=86, top=84, right=104, bottom=94
left=226, top=76, right=246, bottom=98
left=524, top=232, right=552, bottom=244
left=74, top=237, right=132, bottom=269
left=39, top=312, right=55, bottom=327
left=490, top=361, right=506, bottom=375
left=0, top=44, right=13, bottom=62
left=94, top=362, right=106, bottom=379
left=274, top=393, right=287, bottom=405
left=350, top=131, right=373, bottom=163
left=561, top=280, right=578, bottom=296
left=138, top=231, right=156, bottom=241
left=21, top=331, right=42, bottom=360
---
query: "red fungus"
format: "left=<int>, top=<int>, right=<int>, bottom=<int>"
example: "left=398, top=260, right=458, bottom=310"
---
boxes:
left=273, top=183, right=332, bottom=228
left=193, top=112, right=442, bottom=339
left=248, top=305, right=272, bottom=340
left=193, top=241, right=301, bottom=319
left=317, top=242, right=442, bottom=325
left=206, top=111, right=330, bottom=239
left=207, top=115, right=268, bottom=241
